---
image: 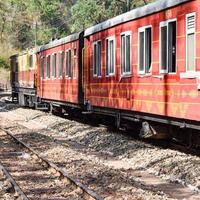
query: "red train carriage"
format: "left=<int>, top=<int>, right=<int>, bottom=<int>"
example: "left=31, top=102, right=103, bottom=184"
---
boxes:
left=84, top=0, right=200, bottom=137
left=37, top=32, right=84, bottom=110
left=10, top=49, right=37, bottom=106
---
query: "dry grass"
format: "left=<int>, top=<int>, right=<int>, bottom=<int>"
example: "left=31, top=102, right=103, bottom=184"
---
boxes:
left=0, top=68, right=10, bottom=87
left=0, top=41, right=16, bottom=88
left=0, top=41, right=18, bottom=60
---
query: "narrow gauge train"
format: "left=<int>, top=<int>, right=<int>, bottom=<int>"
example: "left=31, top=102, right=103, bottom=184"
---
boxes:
left=10, top=0, right=200, bottom=145
left=37, top=32, right=84, bottom=110
left=10, top=48, right=37, bottom=107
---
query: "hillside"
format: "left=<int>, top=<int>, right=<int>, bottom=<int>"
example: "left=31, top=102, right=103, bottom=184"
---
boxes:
left=0, top=0, right=154, bottom=68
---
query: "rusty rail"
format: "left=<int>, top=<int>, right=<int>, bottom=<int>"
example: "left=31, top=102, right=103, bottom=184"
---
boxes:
left=0, top=163, right=29, bottom=200
left=1, top=127, right=104, bottom=200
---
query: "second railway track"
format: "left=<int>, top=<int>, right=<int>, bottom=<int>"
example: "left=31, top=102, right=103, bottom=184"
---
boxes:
left=0, top=97, right=199, bottom=157
left=0, top=128, right=103, bottom=200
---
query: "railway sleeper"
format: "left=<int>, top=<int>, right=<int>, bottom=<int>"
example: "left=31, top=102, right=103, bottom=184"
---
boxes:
left=0, top=164, right=28, bottom=200
left=1, top=128, right=104, bottom=200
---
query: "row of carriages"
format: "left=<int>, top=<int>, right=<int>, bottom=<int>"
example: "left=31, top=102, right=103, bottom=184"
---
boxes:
left=10, top=0, right=200, bottom=142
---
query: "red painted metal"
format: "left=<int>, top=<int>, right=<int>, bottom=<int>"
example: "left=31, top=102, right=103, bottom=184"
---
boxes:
left=10, top=53, right=36, bottom=90
left=17, top=70, right=35, bottom=88
left=37, top=40, right=80, bottom=104
left=84, top=0, right=200, bottom=122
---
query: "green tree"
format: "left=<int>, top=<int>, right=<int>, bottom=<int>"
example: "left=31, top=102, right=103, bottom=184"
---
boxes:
left=71, top=0, right=108, bottom=32
left=0, top=0, right=154, bottom=67
left=71, top=0, right=154, bottom=32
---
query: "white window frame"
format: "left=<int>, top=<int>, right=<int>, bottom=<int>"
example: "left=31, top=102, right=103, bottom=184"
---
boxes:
left=33, top=54, right=38, bottom=70
left=186, top=12, right=196, bottom=72
left=93, top=40, right=102, bottom=78
left=159, top=18, right=177, bottom=74
left=29, top=54, right=33, bottom=69
left=66, top=49, right=72, bottom=79
left=58, top=51, right=64, bottom=79
left=120, top=31, right=132, bottom=76
left=73, top=48, right=77, bottom=79
left=46, top=55, right=51, bottom=80
left=138, top=25, right=152, bottom=75
left=106, top=36, right=116, bottom=77
left=52, top=52, right=57, bottom=80
left=22, top=55, right=26, bottom=72
left=40, top=56, right=45, bottom=80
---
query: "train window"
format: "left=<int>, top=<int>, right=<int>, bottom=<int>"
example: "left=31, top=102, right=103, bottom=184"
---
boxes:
left=93, top=40, right=101, bottom=77
left=139, top=26, right=152, bottom=74
left=160, top=20, right=176, bottom=74
left=59, top=51, right=64, bottom=78
left=73, top=49, right=77, bottom=78
left=186, top=13, right=196, bottom=71
left=16, top=62, right=18, bottom=72
left=66, top=49, right=71, bottom=78
left=46, top=55, right=51, bottom=79
left=106, top=37, right=115, bottom=76
left=52, top=53, right=57, bottom=78
left=40, top=57, right=45, bottom=79
left=29, top=55, right=33, bottom=68
left=121, top=32, right=131, bottom=75
left=161, top=25, right=167, bottom=72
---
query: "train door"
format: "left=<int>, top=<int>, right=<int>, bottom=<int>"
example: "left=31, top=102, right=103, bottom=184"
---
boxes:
left=78, top=31, right=85, bottom=105
left=160, top=20, right=176, bottom=73
left=168, top=21, right=176, bottom=73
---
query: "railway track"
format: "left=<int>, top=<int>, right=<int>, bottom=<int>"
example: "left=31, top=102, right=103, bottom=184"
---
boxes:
left=0, top=163, right=28, bottom=200
left=1, top=96, right=200, bottom=160
left=0, top=99, right=200, bottom=199
left=0, top=96, right=199, bottom=157
left=0, top=128, right=103, bottom=200
left=60, top=112, right=200, bottom=157
left=0, top=97, right=200, bottom=156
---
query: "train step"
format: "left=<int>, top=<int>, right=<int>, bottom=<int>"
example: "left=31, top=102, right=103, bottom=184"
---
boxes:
left=82, top=111, right=93, bottom=115
left=35, top=103, right=49, bottom=111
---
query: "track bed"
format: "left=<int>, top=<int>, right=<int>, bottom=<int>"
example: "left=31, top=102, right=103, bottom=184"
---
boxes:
left=0, top=130, right=100, bottom=200
left=0, top=98, right=200, bottom=200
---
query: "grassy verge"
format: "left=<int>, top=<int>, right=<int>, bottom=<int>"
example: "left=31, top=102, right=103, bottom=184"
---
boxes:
left=0, top=68, right=10, bottom=88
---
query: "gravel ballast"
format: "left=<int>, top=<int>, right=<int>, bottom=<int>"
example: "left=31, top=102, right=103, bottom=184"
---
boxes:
left=0, top=103, right=200, bottom=199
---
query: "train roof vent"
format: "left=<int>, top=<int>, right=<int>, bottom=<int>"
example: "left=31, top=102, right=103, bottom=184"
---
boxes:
left=187, top=14, right=195, bottom=31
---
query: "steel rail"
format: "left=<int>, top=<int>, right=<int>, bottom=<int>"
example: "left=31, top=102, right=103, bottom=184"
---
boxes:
left=0, top=163, right=29, bottom=200
left=1, top=127, right=104, bottom=200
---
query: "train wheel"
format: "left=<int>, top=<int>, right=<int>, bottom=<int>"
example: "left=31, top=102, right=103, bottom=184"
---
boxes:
left=49, top=103, right=54, bottom=114
left=115, top=113, right=121, bottom=129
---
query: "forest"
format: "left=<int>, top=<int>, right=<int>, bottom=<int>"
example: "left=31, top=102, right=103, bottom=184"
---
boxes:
left=0, top=0, right=153, bottom=68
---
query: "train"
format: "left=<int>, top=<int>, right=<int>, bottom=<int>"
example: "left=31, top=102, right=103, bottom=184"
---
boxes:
left=10, top=0, right=200, bottom=146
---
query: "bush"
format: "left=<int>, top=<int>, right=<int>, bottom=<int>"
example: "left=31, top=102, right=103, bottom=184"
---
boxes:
left=0, top=57, right=9, bottom=69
